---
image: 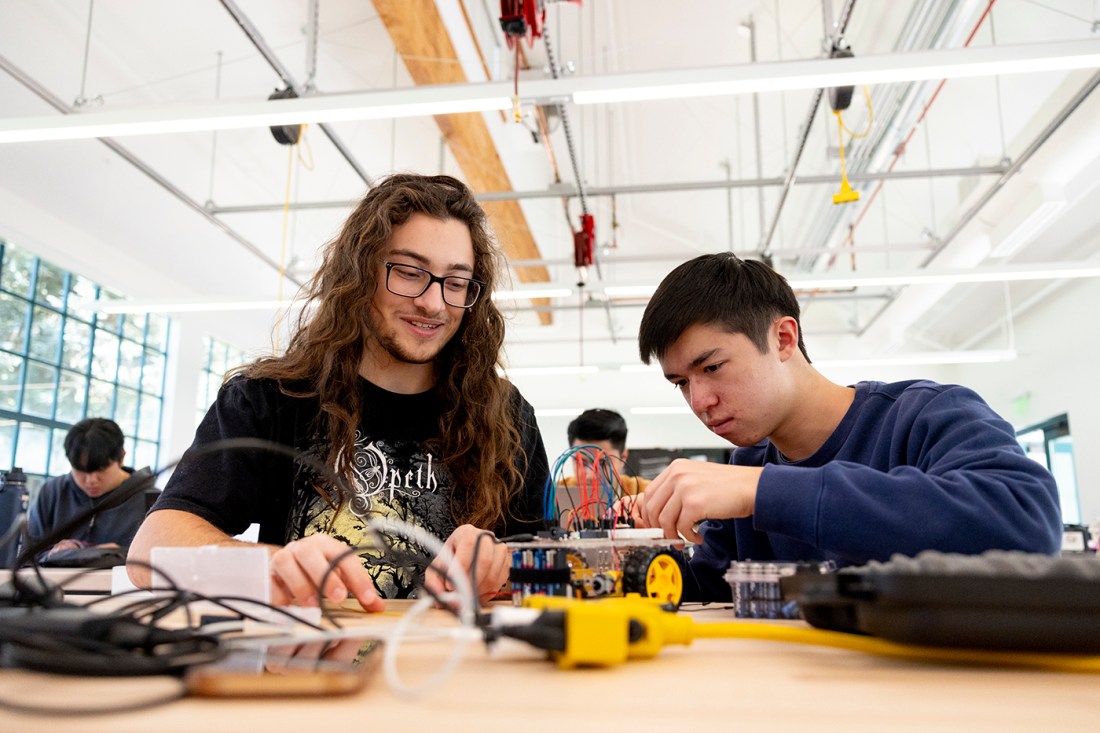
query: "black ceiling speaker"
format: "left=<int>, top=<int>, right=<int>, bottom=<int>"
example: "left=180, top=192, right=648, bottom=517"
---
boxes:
left=827, top=45, right=855, bottom=112
left=268, top=87, right=303, bottom=145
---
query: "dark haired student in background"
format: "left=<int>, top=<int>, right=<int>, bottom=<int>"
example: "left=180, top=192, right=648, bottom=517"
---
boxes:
left=27, top=417, right=142, bottom=562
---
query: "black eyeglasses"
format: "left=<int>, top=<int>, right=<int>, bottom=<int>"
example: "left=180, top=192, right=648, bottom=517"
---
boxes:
left=384, top=262, right=484, bottom=309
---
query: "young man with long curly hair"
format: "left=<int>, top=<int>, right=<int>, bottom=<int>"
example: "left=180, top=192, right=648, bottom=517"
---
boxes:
left=129, top=174, right=548, bottom=609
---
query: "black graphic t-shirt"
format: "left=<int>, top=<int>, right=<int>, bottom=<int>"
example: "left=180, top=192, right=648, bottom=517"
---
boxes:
left=153, top=376, right=549, bottom=598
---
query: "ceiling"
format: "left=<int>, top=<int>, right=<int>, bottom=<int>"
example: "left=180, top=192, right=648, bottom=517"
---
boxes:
left=1, top=0, right=1099, bottom=448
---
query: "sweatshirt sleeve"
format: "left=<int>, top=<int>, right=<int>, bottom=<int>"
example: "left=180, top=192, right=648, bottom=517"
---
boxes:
left=753, top=385, right=1062, bottom=564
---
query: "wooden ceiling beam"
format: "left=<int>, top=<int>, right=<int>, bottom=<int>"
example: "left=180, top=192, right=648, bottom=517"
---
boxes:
left=372, top=0, right=553, bottom=325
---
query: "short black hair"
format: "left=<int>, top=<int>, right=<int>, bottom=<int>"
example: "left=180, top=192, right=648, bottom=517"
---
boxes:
left=567, top=409, right=628, bottom=453
left=64, top=418, right=125, bottom=472
left=638, top=254, right=809, bottom=364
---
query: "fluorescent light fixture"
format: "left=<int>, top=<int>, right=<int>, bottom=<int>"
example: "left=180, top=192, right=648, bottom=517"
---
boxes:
left=620, top=364, right=661, bottom=373
left=989, top=200, right=1066, bottom=258
left=493, top=287, right=574, bottom=300
left=534, top=408, right=591, bottom=418
left=571, top=39, right=1100, bottom=105
left=787, top=261, right=1100, bottom=290
left=5, top=40, right=1096, bottom=143
left=604, top=285, right=659, bottom=298
left=630, top=406, right=693, bottom=415
left=88, top=299, right=305, bottom=314
left=0, top=86, right=512, bottom=143
left=500, top=365, right=600, bottom=376
left=817, top=349, right=1017, bottom=368
left=605, top=262, right=1100, bottom=298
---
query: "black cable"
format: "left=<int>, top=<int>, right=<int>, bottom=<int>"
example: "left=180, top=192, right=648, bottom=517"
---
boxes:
left=0, top=682, right=188, bottom=717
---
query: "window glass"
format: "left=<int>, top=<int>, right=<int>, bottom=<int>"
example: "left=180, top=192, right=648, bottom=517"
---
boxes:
left=14, top=423, right=50, bottom=475
left=138, top=394, right=161, bottom=442
left=121, top=312, right=145, bottom=343
left=28, top=305, right=62, bottom=362
left=0, top=292, right=29, bottom=352
left=55, top=371, right=87, bottom=423
left=210, top=342, right=228, bottom=376
left=0, top=352, right=22, bottom=411
left=86, top=378, right=114, bottom=418
left=146, top=314, right=169, bottom=352
left=114, top=387, right=139, bottom=436
left=97, top=290, right=123, bottom=334
left=61, top=318, right=92, bottom=371
left=0, top=244, right=34, bottom=298
left=196, top=335, right=244, bottom=427
left=0, top=241, right=168, bottom=487
left=0, top=419, right=14, bottom=470
left=91, top=329, right=120, bottom=382
left=22, top=362, right=58, bottom=419
left=117, top=338, right=143, bottom=387
left=67, top=274, right=97, bottom=322
left=48, top=429, right=69, bottom=476
left=134, top=439, right=158, bottom=472
left=34, top=261, right=66, bottom=310
left=142, top=349, right=165, bottom=395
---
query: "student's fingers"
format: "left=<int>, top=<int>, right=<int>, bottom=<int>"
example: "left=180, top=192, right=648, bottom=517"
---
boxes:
left=478, top=541, right=510, bottom=602
left=270, top=573, right=293, bottom=606
left=289, top=539, right=353, bottom=602
left=640, top=477, right=673, bottom=530
left=269, top=547, right=320, bottom=606
left=269, top=536, right=383, bottom=611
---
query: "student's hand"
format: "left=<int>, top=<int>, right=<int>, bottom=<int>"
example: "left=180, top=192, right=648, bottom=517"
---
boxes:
left=423, top=524, right=509, bottom=605
left=268, top=534, right=385, bottom=613
left=45, top=538, right=89, bottom=557
left=611, top=493, right=645, bottom=525
left=640, top=460, right=764, bottom=543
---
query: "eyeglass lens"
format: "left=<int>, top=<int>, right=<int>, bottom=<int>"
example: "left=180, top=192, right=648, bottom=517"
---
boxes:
left=386, top=263, right=481, bottom=308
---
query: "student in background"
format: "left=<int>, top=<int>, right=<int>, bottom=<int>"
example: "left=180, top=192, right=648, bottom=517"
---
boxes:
left=566, top=408, right=649, bottom=495
left=27, top=418, right=143, bottom=562
left=632, top=253, right=1061, bottom=600
left=554, top=409, right=649, bottom=529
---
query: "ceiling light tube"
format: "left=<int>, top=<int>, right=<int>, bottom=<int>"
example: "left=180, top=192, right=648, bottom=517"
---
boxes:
left=604, top=285, right=659, bottom=297
left=570, top=39, right=1100, bottom=105
left=492, top=288, right=574, bottom=300
left=89, top=299, right=305, bottom=314
left=534, top=408, right=591, bottom=418
left=500, top=366, right=600, bottom=376
left=787, top=261, right=1100, bottom=290
left=3, top=41, right=1097, bottom=143
left=0, top=86, right=513, bottom=143
left=816, top=349, right=1017, bottom=367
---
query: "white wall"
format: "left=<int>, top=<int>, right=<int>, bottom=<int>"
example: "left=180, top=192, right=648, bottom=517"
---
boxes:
left=954, top=276, right=1100, bottom=526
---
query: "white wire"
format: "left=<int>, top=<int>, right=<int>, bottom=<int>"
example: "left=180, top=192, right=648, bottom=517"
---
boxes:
left=382, top=595, right=478, bottom=699
left=364, top=517, right=478, bottom=698
left=364, top=517, right=476, bottom=625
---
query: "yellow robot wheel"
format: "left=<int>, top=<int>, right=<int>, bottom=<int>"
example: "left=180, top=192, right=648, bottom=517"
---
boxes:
left=621, top=547, right=683, bottom=608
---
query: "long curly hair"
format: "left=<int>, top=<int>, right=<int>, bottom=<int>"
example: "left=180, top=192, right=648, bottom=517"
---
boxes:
left=239, top=173, right=524, bottom=529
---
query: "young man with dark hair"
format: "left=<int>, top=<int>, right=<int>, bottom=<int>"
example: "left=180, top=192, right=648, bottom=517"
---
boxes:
left=634, top=253, right=1061, bottom=600
left=129, top=174, right=549, bottom=608
left=566, top=408, right=648, bottom=494
left=27, top=417, right=142, bottom=560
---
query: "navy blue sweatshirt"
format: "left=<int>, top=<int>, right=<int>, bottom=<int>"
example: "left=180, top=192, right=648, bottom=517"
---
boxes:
left=686, top=380, right=1062, bottom=601
left=26, top=468, right=146, bottom=557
